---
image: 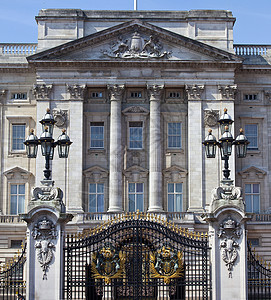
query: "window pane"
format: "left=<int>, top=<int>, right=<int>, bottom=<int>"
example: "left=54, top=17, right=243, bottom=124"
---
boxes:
left=136, top=183, right=143, bottom=193
left=175, top=194, right=183, bottom=212
left=97, top=194, right=104, bottom=212
left=89, top=184, right=96, bottom=193
left=168, top=123, right=181, bottom=148
left=89, top=194, right=96, bottom=212
left=11, top=185, right=17, bottom=194
left=18, top=184, right=25, bottom=194
left=129, top=194, right=135, bottom=212
left=97, top=184, right=104, bottom=193
left=11, top=195, right=17, bottom=215
left=168, top=194, right=174, bottom=211
left=175, top=183, right=182, bottom=193
left=253, top=196, right=260, bottom=213
left=245, top=184, right=251, bottom=193
left=12, top=125, right=25, bottom=150
left=129, top=126, right=143, bottom=149
left=245, top=124, right=258, bottom=149
left=245, top=195, right=252, bottom=212
left=168, top=183, right=174, bottom=193
left=18, top=195, right=25, bottom=214
left=136, top=194, right=144, bottom=211
left=253, top=184, right=259, bottom=193
left=128, top=183, right=135, bottom=193
left=90, top=124, right=104, bottom=148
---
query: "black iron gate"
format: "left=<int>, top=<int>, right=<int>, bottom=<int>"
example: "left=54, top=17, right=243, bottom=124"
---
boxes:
left=64, top=213, right=211, bottom=299
left=248, top=243, right=271, bottom=299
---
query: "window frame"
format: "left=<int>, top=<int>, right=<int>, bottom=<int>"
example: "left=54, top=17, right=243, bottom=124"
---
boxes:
left=90, top=122, right=104, bottom=149
left=128, top=182, right=144, bottom=212
left=88, top=183, right=105, bottom=213
left=10, top=183, right=25, bottom=215
left=245, top=183, right=260, bottom=213
left=129, top=121, right=143, bottom=150
left=167, top=182, right=183, bottom=212
left=167, top=122, right=182, bottom=149
left=245, top=124, right=258, bottom=150
left=12, top=124, right=26, bottom=151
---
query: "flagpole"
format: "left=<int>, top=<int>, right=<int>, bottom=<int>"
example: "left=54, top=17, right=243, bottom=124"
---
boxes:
left=134, top=0, right=137, bottom=10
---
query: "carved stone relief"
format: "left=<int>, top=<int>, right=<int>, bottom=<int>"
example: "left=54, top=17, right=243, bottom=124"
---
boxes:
left=264, top=90, right=271, bottom=102
left=52, top=108, right=67, bottom=128
left=218, top=85, right=237, bottom=100
left=217, top=217, right=242, bottom=278
left=107, top=84, right=125, bottom=101
left=185, top=85, right=205, bottom=100
left=204, top=110, right=219, bottom=127
left=102, top=32, right=171, bottom=59
left=147, top=84, right=164, bottom=101
left=33, top=84, right=53, bottom=99
left=32, top=186, right=63, bottom=202
left=67, top=84, right=86, bottom=99
left=32, top=217, right=58, bottom=280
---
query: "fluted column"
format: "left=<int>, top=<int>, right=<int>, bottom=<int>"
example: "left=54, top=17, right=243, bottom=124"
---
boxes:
left=147, top=84, right=164, bottom=212
left=108, top=84, right=125, bottom=212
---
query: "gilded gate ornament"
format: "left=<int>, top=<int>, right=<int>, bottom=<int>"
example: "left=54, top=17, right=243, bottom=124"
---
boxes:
left=150, top=246, right=184, bottom=284
left=91, top=244, right=126, bottom=283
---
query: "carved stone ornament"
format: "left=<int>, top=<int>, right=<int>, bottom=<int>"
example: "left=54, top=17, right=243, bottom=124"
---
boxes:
left=33, top=84, right=53, bottom=99
left=264, top=90, right=271, bottom=102
left=107, top=84, right=125, bottom=101
left=150, top=246, right=184, bottom=284
left=32, top=186, right=63, bottom=202
left=217, top=217, right=242, bottom=278
left=52, top=108, right=67, bottom=127
left=147, top=84, right=164, bottom=101
left=32, top=217, right=58, bottom=280
left=102, top=32, right=171, bottom=59
left=185, top=85, right=205, bottom=100
left=211, top=185, right=242, bottom=202
left=67, top=84, right=86, bottom=99
left=91, top=243, right=126, bottom=284
left=204, top=110, right=219, bottom=127
left=218, top=85, right=237, bottom=100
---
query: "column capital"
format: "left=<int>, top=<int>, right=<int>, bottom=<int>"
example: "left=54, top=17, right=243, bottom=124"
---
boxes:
left=218, top=85, right=237, bottom=100
left=107, top=84, right=125, bottom=101
left=33, top=84, right=53, bottom=100
left=185, top=84, right=205, bottom=100
left=67, top=84, right=86, bottom=100
left=147, top=84, right=164, bottom=101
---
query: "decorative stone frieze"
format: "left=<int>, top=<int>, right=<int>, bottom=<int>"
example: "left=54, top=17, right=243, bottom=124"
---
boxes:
left=204, top=109, right=219, bottom=127
left=122, top=106, right=149, bottom=114
left=217, top=217, right=242, bottom=278
left=33, top=84, right=53, bottom=99
left=107, top=84, right=125, bottom=101
left=147, top=84, right=164, bottom=101
left=67, top=84, right=86, bottom=100
left=102, top=32, right=171, bottom=59
left=52, top=108, right=67, bottom=127
left=218, top=85, right=237, bottom=100
left=185, top=84, right=205, bottom=100
left=32, top=217, right=58, bottom=280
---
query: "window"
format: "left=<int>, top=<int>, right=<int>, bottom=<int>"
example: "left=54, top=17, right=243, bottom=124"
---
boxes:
left=245, top=183, right=260, bottom=213
left=244, top=94, right=257, bottom=101
left=245, top=124, right=258, bottom=150
left=11, top=93, right=27, bottom=100
left=129, top=122, right=143, bottom=149
left=169, top=92, right=181, bottom=98
left=168, top=183, right=183, bottom=212
left=128, top=183, right=144, bottom=212
left=90, top=92, right=103, bottom=98
left=88, top=183, right=104, bottom=212
left=10, top=184, right=25, bottom=215
left=12, top=124, right=25, bottom=151
left=90, top=122, right=104, bottom=149
left=10, top=240, right=23, bottom=249
left=168, top=123, right=181, bottom=149
left=130, top=91, right=142, bottom=98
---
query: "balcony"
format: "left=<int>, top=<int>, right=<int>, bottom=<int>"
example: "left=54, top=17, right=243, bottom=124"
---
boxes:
left=0, top=43, right=37, bottom=56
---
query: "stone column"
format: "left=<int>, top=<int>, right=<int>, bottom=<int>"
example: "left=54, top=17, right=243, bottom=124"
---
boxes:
left=203, top=179, right=250, bottom=300
left=107, top=84, right=124, bottom=212
left=186, top=84, right=205, bottom=211
left=21, top=186, right=73, bottom=300
left=147, top=84, right=164, bottom=212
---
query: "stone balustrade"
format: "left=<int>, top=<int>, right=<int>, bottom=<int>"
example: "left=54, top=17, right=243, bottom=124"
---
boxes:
left=0, top=43, right=37, bottom=56
left=249, top=213, right=271, bottom=222
left=234, top=44, right=271, bottom=56
left=0, top=215, right=24, bottom=223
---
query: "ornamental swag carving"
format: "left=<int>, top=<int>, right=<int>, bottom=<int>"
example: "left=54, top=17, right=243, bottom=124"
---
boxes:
left=204, top=110, right=219, bottom=127
left=102, top=32, right=171, bottom=59
left=32, top=217, right=58, bottom=280
left=217, top=217, right=242, bottom=278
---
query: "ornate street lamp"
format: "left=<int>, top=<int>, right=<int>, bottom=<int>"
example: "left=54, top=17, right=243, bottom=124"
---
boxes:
left=203, top=108, right=249, bottom=180
left=24, top=109, right=72, bottom=180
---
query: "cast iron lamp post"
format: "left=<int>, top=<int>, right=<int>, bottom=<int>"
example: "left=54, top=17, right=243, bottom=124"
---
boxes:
left=24, top=108, right=72, bottom=180
left=203, top=108, right=249, bottom=179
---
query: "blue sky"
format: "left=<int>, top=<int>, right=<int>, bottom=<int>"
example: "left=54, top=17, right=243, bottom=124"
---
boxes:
left=1, top=0, right=271, bottom=44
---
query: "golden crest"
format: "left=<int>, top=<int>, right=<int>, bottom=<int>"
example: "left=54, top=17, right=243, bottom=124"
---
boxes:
left=91, top=244, right=126, bottom=284
left=150, top=246, right=184, bottom=284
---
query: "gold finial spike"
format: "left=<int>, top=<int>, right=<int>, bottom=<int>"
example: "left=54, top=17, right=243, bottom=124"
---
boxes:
left=201, top=232, right=204, bottom=239
left=197, top=232, right=200, bottom=240
left=224, top=107, right=227, bottom=113
left=205, top=232, right=208, bottom=239
left=264, top=261, right=267, bottom=267
left=208, top=129, right=212, bottom=134
left=132, top=211, right=136, bottom=219
left=268, top=262, right=271, bottom=269
left=46, top=108, right=50, bottom=113
left=240, top=128, right=244, bottom=134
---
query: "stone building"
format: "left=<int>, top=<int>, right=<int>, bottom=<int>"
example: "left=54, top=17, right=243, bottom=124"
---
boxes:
left=0, top=9, right=270, bottom=264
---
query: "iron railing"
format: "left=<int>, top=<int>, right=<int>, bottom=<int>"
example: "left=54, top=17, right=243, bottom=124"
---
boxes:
left=248, top=243, right=271, bottom=299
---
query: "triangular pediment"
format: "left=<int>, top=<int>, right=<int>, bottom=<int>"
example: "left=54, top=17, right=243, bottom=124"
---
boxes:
left=28, top=20, right=241, bottom=64
left=3, top=167, right=33, bottom=179
left=238, top=166, right=266, bottom=179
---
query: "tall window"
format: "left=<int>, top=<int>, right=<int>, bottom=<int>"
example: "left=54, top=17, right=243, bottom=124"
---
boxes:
left=89, top=183, right=104, bottom=212
left=168, top=183, right=183, bottom=212
left=10, top=184, right=25, bottom=215
left=245, top=124, right=258, bottom=150
left=168, top=123, right=181, bottom=149
left=129, top=122, right=143, bottom=149
left=90, top=122, right=104, bottom=149
left=128, top=183, right=144, bottom=212
left=12, top=124, right=25, bottom=151
left=245, top=183, right=260, bottom=213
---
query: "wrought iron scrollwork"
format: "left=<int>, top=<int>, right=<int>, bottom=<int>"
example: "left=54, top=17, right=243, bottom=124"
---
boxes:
left=150, top=246, right=184, bottom=284
left=91, top=243, right=126, bottom=283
